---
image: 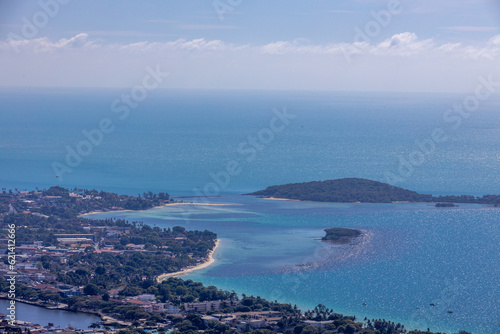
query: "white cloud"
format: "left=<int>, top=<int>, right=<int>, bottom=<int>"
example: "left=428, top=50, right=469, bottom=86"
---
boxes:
left=259, top=32, right=500, bottom=60
left=489, top=34, right=500, bottom=46
left=2, top=32, right=499, bottom=60
left=0, top=35, right=237, bottom=54
left=0, top=33, right=96, bottom=53
left=115, top=38, right=231, bottom=53
left=1, top=32, right=499, bottom=92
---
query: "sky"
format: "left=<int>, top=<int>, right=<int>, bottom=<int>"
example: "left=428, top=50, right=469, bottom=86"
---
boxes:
left=0, top=0, right=500, bottom=92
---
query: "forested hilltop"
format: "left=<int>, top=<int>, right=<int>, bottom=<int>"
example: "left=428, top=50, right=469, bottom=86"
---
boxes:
left=248, top=178, right=500, bottom=205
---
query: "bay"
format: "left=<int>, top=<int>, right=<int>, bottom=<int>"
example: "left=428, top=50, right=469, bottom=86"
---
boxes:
left=2, top=88, right=500, bottom=333
left=90, top=196, right=499, bottom=334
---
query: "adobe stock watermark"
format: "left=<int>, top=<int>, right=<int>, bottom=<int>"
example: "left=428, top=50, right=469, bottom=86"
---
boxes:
left=342, top=0, right=407, bottom=63
left=384, top=74, right=499, bottom=184
left=212, top=0, right=243, bottom=21
left=6, top=223, right=17, bottom=326
left=52, top=65, right=168, bottom=181
left=7, top=0, right=70, bottom=53
left=192, top=107, right=295, bottom=200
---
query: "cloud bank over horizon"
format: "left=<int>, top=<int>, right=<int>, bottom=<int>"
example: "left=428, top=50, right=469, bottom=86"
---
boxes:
left=2, top=31, right=499, bottom=93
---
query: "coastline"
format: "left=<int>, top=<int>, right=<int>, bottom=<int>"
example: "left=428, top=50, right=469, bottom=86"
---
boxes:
left=156, top=239, right=220, bottom=282
left=161, top=202, right=231, bottom=207
left=264, top=197, right=301, bottom=202
left=80, top=202, right=231, bottom=217
left=0, top=295, right=104, bottom=319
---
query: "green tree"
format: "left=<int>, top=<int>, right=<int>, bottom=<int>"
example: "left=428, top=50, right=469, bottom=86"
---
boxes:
left=83, top=283, right=99, bottom=296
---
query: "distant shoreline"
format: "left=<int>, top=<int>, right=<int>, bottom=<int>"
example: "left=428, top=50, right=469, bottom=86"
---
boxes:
left=156, top=239, right=220, bottom=282
left=249, top=178, right=500, bottom=205
left=265, top=197, right=301, bottom=202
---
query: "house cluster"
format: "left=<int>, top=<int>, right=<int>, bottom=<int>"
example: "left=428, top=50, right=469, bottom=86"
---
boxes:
left=0, top=232, right=101, bottom=287
left=201, top=311, right=283, bottom=331
left=0, top=190, right=106, bottom=217
left=123, top=293, right=181, bottom=314
left=0, top=319, right=94, bottom=334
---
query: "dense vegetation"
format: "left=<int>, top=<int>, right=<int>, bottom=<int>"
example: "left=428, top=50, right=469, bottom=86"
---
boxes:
left=0, top=187, right=475, bottom=334
left=0, top=186, right=172, bottom=216
left=321, top=228, right=361, bottom=244
left=1, top=214, right=216, bottom=293
left=0, top=275, right=470, bottom=334
left=249, top=178, right=500, bottom=205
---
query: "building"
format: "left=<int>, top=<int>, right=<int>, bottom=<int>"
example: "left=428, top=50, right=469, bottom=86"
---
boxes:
left=137, top=294, right=156, bottom=301
left=237, top=319, right=266, bottom=330
left=167, top=303, right=181, bottom=314
left=184, top=300, right=223, bottom=313
left=54, top=234, right=96, bottom=242
left=59, top=287, right=82, bottom=297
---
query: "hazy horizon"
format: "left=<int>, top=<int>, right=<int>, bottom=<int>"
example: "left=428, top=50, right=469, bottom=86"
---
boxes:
left=1, top=0, right=500, bottom=92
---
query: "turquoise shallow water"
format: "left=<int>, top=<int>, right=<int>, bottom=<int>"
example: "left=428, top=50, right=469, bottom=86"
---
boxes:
left=91, top=196, right=500, bottom=334
left=2, top=88, right=500, bottom=333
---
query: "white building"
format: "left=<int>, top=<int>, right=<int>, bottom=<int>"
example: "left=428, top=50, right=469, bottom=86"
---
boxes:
left=184, top=300, right=223, bottom=313
left=137, top=294, right=156, bottom=301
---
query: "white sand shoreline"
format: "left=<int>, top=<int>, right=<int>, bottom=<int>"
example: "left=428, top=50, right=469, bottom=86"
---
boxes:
left=79, top=202, right=232, bottom=217
left=156, top=239, right=220, bottom=282
left=265, top=197, right=300, bottom=202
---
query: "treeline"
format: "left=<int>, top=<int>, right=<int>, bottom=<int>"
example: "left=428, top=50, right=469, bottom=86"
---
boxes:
left=249, top=178, right=500, bottom=205
left=56, top=227, right=216, bottom=292
left=2, top=186, right=173, bottom=216
left=0, top=276, right=471, bottom=334
left=1, top=216, right=216, bottom=292
left=2, top=212, right=86, bottom=246
left=321, top=228, right=361, bottom=244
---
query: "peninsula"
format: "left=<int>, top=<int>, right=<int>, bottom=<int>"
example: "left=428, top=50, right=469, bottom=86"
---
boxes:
left=248, top=178, right=500, bottom=205
left=0, top=186, right=473, bottom=334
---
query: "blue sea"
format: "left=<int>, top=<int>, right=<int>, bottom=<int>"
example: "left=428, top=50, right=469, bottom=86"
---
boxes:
left=1, top=88, right=499, bottom=333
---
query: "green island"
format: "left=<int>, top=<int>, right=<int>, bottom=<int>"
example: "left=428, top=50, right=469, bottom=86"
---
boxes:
left=0, top=186, right=472, bottom=334
left=321, top=228, right=362, bottom=245
left=435, top=203, right=457, bottom=208
left=248, top=178, right=500, bottom=205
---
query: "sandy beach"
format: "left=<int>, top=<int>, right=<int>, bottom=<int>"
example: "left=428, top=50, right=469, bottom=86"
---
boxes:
left=79, top=202, right=231, bottom=217
left=265, top=197, right=299, bottom=201
left=156, top=239, right=220, bottom=282
left=161, top=202, right=231, bottom=207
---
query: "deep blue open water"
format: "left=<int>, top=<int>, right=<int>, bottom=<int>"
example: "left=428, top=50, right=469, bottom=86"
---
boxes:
left=1, top=88, right=499, bottom=333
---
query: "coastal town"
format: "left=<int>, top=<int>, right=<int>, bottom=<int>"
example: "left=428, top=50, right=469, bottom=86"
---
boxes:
left=0, top=187, right=468, bottom=334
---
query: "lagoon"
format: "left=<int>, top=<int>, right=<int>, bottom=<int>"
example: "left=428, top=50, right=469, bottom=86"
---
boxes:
left=91, top=196, right=500, bottom=334
left=0, top=299, right=101, bottom=329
